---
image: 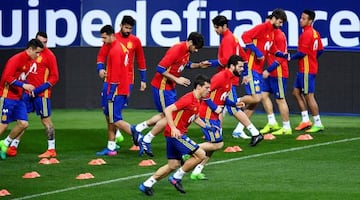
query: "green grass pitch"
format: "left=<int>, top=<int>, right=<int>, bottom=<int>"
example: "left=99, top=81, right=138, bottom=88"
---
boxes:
left=1, top=109, right=360, bottom=200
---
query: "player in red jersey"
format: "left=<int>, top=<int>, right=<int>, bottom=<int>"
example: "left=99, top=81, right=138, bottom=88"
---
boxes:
left=289, top=9, right=324, bottom=133
left=0, top=39, right=43, bottom=160
left=235, top=9, right=288, bottom=134
left=190, top=55, right=263, bottom=179
left=6, top=32, right=60, bottom=158
left=261, top=25, right=292, bottom=135
left=97, top=16, right=147, bottom=151
left=139, top=75, right=211, bottom=196
left=131, top=32, right=209, bottom=157
left=207, top=15, right=251, bottom=140
left=96, top=25, right=137, bottom=156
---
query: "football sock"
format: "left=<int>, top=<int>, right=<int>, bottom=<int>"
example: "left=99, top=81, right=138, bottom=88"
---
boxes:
left=192, top=164, right=204, bottom=174
left=136, top=121, right=148, bottom=132
left=267, top=113, right=277, bottom=125
left=143, top=132, right=155, bottom=143
left=115, top=129, right=122, bottom=138
left=313, top=115, right=323, bottom=127
left=283, top=121, right=291, bottom=130
left=301, top=111, right=310, bottom=122
left=247, top=124, right=259, bottom=136
left=233, top=122, right=244, bottom=133
left=107, top=141, right=116, bottom=151
left=173, top=168, right=185, bottom=179
left=144, top=176, right=157, bottom=187
left=4, top=136, right=13, bottom=146
left=48, top=140, right=55, bottom=149
left=10, top=139, right=20, bottom=148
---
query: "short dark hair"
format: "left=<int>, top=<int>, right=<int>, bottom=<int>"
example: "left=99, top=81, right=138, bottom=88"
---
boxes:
left=227, top=55, right=243, bottom=68
left=272, top=8, right=287, bottom=22
left=187, top=32, right=204, bottom=49
left=121, top=15, right=135, bottom=26
left=303, top=9, right=315, bottom=21
left=100, top=25, right=115, bottom=35
left=36, top=31, right=47, bottom=39
left=194, top=74, right=210, bottom=89
left=212, top=15, right=228, bottom=27
left=27, top=38, right=44, bottom=49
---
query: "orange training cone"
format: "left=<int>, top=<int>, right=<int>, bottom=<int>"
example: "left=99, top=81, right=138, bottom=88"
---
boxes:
left=264, top=134, right=276, bottom=140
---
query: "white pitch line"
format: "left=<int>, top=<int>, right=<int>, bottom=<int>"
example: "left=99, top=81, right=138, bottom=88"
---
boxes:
left=12, top=137, right=360, bottom=200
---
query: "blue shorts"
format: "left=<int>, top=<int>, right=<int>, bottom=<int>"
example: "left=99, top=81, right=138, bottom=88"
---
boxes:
left=22, top=93, right=51, bottom=117
left=262, top=77, right=287, bottom=99
left=0, top=97, right=28, bottom=124
left=166, top=135, right=199, bottom=160
left=294, top=72, right=316, bottom=94
left=101, top=83, right=133, bottom=115
left=244, top=70, right=263, bottom=95
left=226, top=86, right=241, bottom=115
left=201, top=118, right=223, bottom=143
left=107, top=95, right=128, bottom=123
left=152, top=86, right=177, bottom=112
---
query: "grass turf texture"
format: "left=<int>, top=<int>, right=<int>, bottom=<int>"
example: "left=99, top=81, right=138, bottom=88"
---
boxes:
left=1, top=109, right=360, bottom=200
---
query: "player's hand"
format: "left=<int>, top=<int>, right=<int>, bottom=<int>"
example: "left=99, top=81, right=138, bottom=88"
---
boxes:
left=242, top=75, right=250, bottom=85
left=176, top=77, right=191, bottom=87
left=99, top=69, right=106, bottom=79
left=214, top=105, right=224, bottom=114
left=199, top=60, right=211, bottom=68
left=23, top=84, right=35, bottom=93
left=140, top=81, right=146, bottom=91
left=171, top=127, right=182, bottom=138
left=262, top=70, right=270, bottom=79
left=236, top=101, right=245, bottom=108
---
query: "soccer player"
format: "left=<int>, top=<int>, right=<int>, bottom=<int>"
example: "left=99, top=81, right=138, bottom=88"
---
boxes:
left=6, top=32, right=60, bottom=158
left=260, top=20, right=292, bottom=135
left=138, top=74, right=211, bottom=196
left=191, top=55, right=263, bottom=179
left=290, top=9, right=324, bottom=133
left=207, top=15, right=251, bottom=140
left=0, top=39, right=44, bottom=160
left=235, top=8, right=288, bottom=134
left=96, top=16, right=147, bottom=155
left=96, top=25, right=137, bottom=156
left=131, top=32, right=209, bottom=157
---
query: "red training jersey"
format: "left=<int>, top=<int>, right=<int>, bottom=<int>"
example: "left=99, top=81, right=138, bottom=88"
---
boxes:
left=199, top=70, right=234, bottom=120
left=164, top=91, right=201, bottom=137
left=27, top=47, right=59, bottom=97
left=267, top=29, right=289, bottom=78
left=242, top=21, right=276, bottom=74
left=97, top=33, right=146, bottom=84
left=0, top=51, right=34, bottom=100
left=217, top=29, right=247, bottom=86
left=151, top=42, right=189, bottom=90
left=297, top=25, right=323, bottom=75
left=106, top=40, right=130, bottom=95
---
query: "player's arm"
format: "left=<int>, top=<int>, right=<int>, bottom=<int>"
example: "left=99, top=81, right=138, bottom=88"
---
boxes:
left=134, top=38, right=147, bottom=91
left=33, top=53, right=59, bottom=96
left=241, top=26, right=264, bottom=59
left=164, top=103, right=182, bottom=138
left=97, top=44, right=110, bottom=78
left=5, top=60, right=35, bottom=92
left=157, top=65, right=190, bottom=87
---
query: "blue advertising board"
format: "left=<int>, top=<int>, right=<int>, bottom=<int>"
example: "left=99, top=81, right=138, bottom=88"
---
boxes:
left=1, top=0, right=359, bottom=51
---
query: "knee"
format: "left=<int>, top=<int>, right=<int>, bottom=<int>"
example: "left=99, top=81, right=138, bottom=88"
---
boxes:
left=18, top=120, right=29, bottom=129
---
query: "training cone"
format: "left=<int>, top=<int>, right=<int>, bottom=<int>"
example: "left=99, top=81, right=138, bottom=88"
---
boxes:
left=88, top=158, right=106, bottom=165
left=49, top=158, right=60, bottom=164
left=232, top=146, right=243, bottom=152
left=0, top=189, right=11, bottom=197
left=223, top=146, right=236, bottom=152
left=138, top=159, right=156, bottom=166
left=129, top=145, right=140, bottom=151
left=96, top=158, right=106, bottom=164
left=296, top=134, right=313, bottom=140
left=39, top=158, right=51, bottom=164
left=76, top=173, right=94, bottom=179
left=264, top=134, right=276, bottom=140
left=22, top=171, right=41, bottom=179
